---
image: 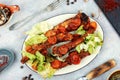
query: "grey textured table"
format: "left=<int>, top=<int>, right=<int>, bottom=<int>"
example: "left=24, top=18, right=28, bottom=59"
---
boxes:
left=0, top=0, right=120, bottom=80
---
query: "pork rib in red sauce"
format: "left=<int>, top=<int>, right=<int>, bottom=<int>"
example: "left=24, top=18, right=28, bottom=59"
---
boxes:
left=52, top=37, right=84, bottom=56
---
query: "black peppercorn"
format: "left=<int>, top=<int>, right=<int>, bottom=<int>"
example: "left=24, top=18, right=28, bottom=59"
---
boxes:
left=22, top=76, right=27, bottom=80
left=20, top=65, right=24, bottom=69
left=30, top=78, right=34, bottom=80
left=71, top=2, right=74, bottom=4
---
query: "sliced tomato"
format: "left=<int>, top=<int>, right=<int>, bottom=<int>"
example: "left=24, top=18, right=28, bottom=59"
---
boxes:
left=51, top=60, right=62, bottom=69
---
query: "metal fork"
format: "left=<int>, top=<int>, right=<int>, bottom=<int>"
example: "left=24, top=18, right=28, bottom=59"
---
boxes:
left=9, top=0, right=65, bottom=30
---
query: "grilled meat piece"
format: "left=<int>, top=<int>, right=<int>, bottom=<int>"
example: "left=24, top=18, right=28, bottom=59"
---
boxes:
left=45, top=13, right=82, bottom=37
left=37, top=33, right=74, bottom=51
left=79, top=50, right=90, bottom=59
left=65, top=51, right=81, bottom=65
left=53, top=37, right=84, bottom=56
left=21, top=56, right=29, bottom=64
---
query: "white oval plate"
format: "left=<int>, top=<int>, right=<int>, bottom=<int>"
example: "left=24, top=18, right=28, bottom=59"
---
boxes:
left=22, top=14, right=103, bottom=75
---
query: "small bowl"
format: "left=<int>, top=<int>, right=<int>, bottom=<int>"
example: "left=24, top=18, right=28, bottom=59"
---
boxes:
left=0, top=49, right=15, bottom=72
left=0, top=3, right=20, bottom=27
left=108, top=70, right=120, bottom=80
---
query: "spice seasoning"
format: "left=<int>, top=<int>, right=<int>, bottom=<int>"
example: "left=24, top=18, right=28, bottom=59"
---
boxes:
left=108, top=70, right=120, bottom=80
left=101, top=0, right=120, bottom=12
left=0, top=6, right=11, bottom=26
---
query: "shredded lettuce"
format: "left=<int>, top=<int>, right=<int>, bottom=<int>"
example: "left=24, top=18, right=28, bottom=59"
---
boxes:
left=36, top=52, right=56, bottom=77
left=35, top=51, right=45, bottom=64
left=38, top=63, right=56, bottom=78
left=25, top=34, right=47, bottom=46
left=22, top=51, right=36, bottom=60
left=76, top=32, right=103, bottom=54
left=75, top=25, right=86, bottom=35
left=26, top=21, right=51, bottom=36
left=37, top=64, right=45, bottom=72
left=96, top=31, right=103, bottom=41
left=76, top=43, right=82, bottom=53
left=76, top=42, right=88, bottom=53
left=88, top=44, right=95, bottom=54
left=35, top=51, right=46, bottom=72
left=27, top=59, right=34, bottom=65
left=32, top=60, right=39, bottom=70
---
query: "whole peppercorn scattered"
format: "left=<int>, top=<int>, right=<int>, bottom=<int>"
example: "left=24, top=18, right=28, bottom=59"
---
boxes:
left=71, top=2, right=74, bottom=4
left=20, top=65, right=24, bottom=69
left=65, top=0, right=78, bottom=5
left=22, top=74, right=34, bottom=80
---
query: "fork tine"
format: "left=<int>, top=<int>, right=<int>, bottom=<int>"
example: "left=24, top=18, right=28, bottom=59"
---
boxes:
left=48, top=0, right=59, bottom=6
left=48, top=0, right=65, bottom=8
left=51, top=0, right=65, bottom=8
left=44, top=0, right=65, bottom=11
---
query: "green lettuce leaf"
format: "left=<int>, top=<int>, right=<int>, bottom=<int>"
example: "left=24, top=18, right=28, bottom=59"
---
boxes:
left=75, top=43, right=84, bottom=53
left=27, top=59, right=34, bottom=65
left=38, top=63, right=56, bottom=78
left=25, top=34, right=47, bottom=46
left=22, top=51, right=36, bottom=60
left=35, top=51, right=45, bottom=64
left=76, top=31, right=103, bottom=54
left=75, top=25, right=86, bottom=35
left=37, top=64, right=45, bottom=72
left=26, top=21, right=50, bottom=36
